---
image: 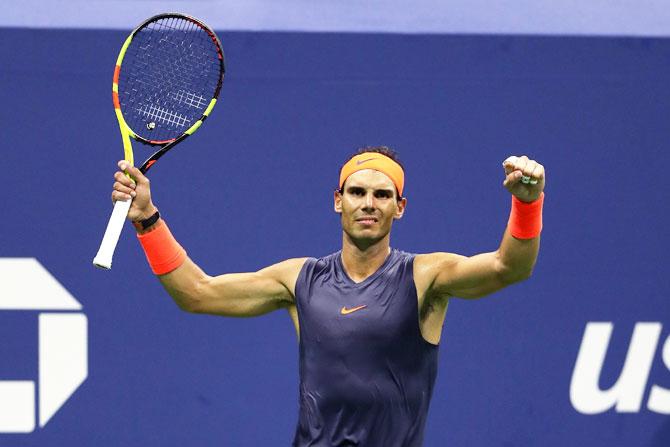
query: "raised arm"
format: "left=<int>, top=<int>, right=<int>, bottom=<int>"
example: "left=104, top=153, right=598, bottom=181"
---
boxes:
left=154, top=255, right=306, bottom=316
left=415, top=155, right=544, bottom=300
left=111, top=161, right=307, bottom=316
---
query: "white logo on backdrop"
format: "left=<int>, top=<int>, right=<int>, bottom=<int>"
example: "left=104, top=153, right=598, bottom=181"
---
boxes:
left=0, top=258, right=88, bottom=433
left=570, top=322, right=670, bottom=415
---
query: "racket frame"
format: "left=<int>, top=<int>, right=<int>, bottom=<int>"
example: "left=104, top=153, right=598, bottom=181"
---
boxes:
left=113, top=12, right=224, bottom=174
left=93, top=13, right=224, bottom=269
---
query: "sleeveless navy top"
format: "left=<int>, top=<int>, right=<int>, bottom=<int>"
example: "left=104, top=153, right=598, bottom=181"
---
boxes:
left=293, top=249, right=439, bottom=447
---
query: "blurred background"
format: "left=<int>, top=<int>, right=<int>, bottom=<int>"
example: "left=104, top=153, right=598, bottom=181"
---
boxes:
left=1, top=1, right=668, bottom=445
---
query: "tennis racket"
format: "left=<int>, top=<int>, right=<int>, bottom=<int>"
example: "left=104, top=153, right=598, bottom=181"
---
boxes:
left=93, top=13, right=225, bottom=269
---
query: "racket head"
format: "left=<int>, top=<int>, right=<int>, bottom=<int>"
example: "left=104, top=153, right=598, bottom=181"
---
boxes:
left=112, top=13, right=225, bottom=155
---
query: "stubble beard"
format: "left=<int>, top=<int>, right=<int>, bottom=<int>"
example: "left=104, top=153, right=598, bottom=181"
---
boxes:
left=341, top=215, right=392, bottom=251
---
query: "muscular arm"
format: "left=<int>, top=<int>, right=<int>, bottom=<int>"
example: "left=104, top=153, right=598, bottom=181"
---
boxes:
left=111, top=160, right=307, bottom=317
left=157, top=255, right=307, bottom=316
left=416, top=229, right=539, bottom=300
left=416, top=155, right=544, bottom=300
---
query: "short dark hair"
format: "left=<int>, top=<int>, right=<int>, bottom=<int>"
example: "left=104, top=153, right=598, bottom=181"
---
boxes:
left=339, top=145, right=404, bottom=199
left=343, top=146, right=404, bottom=169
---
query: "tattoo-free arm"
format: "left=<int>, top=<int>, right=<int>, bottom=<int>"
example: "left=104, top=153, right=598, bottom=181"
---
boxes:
left=157, top=256, right=308, bottom=316
left=416, top=228, right=539, bottom=300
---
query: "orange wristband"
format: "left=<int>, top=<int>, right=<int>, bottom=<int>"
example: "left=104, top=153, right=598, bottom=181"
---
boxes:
left=137, top=220, right=187, bottom=275
left=508, top=192, right=544, bottom=239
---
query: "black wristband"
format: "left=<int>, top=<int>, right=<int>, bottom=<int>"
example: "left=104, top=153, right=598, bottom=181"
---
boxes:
left=135, top=210, right=160, bottom=230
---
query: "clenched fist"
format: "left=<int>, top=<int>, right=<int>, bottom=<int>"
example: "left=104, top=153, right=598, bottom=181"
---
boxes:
left=502, top=155, right=545, bottom=203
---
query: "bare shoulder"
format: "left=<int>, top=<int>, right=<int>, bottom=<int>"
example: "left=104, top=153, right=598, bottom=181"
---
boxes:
left=414, top=252, right=465, bottom=297
left=414, top=252, right=465, bottom=278
left=258, top=257, right=310, bottom=297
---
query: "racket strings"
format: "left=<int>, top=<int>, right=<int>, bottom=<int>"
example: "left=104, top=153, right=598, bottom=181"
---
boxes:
left=118, top=16, right=222, bottom=143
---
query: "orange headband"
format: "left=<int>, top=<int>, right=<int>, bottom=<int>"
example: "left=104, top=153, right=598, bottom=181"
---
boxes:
left=339, top=152, right=405, bottom=197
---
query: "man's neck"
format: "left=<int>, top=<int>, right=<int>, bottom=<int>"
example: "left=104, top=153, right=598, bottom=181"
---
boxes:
left=340, top=234, right=391, bottom=283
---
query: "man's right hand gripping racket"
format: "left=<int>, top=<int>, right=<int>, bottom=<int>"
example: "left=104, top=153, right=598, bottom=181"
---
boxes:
left=93, top=13, right=225, bottom=269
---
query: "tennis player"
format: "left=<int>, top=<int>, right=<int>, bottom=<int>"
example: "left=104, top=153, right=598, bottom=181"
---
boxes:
left=111, top=146, right=545, bottom=446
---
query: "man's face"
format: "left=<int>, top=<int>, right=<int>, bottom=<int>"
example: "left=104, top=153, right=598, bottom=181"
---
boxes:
left=334, top=169, right=406, bottom=245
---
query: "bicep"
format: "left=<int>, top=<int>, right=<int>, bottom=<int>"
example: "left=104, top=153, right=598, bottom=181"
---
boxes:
left=419, top=252, right=507, bottom=300
left=182, top=258, right=307, bottom=316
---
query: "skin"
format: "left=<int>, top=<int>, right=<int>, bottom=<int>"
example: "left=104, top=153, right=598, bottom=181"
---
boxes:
left=112, top=155, right=545, bottom=344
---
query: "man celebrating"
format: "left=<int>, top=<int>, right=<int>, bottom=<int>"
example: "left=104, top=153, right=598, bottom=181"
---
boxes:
left=111, top=147, right=545, bottom=446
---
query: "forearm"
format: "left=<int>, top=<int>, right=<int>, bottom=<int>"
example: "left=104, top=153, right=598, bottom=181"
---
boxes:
left=497, top=229, right=540, bottom=283
left=156, top=257, right=210, bottom=312
left=497, top=192, right=544, bottom=283
left=134, top=217, right=206, bottom=311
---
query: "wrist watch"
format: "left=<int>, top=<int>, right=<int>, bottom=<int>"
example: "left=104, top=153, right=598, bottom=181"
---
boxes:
left=135, top=210, right=160, bottom=230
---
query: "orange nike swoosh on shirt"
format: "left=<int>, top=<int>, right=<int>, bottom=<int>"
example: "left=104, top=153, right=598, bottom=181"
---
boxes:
left=340, top=305, right=367, bottom=315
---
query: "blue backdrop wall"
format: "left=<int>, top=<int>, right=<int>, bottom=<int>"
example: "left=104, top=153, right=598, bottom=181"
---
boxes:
left=1, top=28, right=669, bottom=446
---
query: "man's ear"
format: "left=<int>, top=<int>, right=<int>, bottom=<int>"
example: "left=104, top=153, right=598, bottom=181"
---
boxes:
left=334, top=189, right=343, bottom=213
left=394, top=197, right=407, bottom=219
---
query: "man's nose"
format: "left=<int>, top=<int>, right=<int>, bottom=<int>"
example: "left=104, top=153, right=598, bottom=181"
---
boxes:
left=363, top=192, right=375, bottom=209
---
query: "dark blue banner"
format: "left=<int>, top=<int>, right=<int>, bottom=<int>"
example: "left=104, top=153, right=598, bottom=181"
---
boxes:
left=1, top=29, right=668, bottom=446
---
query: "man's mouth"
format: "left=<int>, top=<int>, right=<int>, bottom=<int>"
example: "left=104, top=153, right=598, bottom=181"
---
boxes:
left=356, top=217, right=378, bottom=225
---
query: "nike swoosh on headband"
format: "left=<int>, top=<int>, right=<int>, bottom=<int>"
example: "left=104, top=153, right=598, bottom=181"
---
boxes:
left=355, top=158, right=376, bottom=166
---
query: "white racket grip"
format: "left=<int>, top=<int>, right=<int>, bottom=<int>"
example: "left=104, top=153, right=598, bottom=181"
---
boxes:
left=93, top=199, right=132, bottom=269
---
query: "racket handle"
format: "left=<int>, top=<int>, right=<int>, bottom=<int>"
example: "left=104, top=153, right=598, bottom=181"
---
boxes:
left=93, top=199, right=132, bottom=269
